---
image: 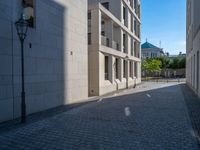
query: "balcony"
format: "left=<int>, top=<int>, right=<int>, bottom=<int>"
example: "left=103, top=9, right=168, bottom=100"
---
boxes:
left=101, top=36, right=120, bottom=51
left=101, top=35, right=110, bottom=47
left=112, top=41, right=119, bottom=51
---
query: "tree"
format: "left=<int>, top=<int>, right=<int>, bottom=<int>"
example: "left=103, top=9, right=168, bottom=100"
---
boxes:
left=178, top=57, right=186, bottom=68
left=156, top=57, right=170, bottom=69
left=142, top=59, right=162, bottom=73
left=168, top=57, right=186, bottom=69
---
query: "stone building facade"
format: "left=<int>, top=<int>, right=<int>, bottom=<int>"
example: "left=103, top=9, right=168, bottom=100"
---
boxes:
left=88, top=0, right=142, bottom=96
left=0, top=0, right=88, bottom=122
left=186, top=0, right=200, bottom=97
left=141, top=41, right=164, bottom=60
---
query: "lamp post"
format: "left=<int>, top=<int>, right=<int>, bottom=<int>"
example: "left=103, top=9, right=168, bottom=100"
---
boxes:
left=15, top=15, right=29, bottom=123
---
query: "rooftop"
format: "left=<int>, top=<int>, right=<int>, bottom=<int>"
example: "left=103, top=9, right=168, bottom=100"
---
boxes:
left=141, top=41, right=160, bottom=49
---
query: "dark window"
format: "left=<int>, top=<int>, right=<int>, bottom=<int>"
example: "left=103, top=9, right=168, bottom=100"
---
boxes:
left=134, top=62, right=138, bottom=78
left=102, top=2, right=109, bottom=10
left=134, top=41, right=137, bottom=57
left=134, top=0, right=137, bottom=10
left=88, top=33, right=91, bottom=45
left=134, top=20, right=137, bottom=33
left=123, top=34, right=126, bottom=53
left=101, top=31, right=105, bottom=36
left=105, top=56, right=109, bottom=80
left=106, top=38, right=109, bottom=47
left=22, top=0, right=35, bottom=28
left=123, top=60, right=126, bottom=78
left=115, top=58, right=119, bottom=79
left=88, top=12, right=91, bottom=20
left=131, top=40, right=134, bottom=56
left=123, top=6, right=126, bottom=20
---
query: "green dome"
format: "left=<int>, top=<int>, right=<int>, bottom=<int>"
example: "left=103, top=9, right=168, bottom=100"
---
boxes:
left=141, top=42, right=160, bottom=49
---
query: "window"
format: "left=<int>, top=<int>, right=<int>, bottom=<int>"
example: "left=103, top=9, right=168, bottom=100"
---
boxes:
left=102, top=2, right=109, bottom=10
left=101, top=31, right=105, bottom=36
left=22, top=0, right=35, bottom=28
left=134, top=0, right=137, bottom=11
left=123, top=6, right=126, bottom=21
left=131, top=39, right=134, bottom=56
left=134, top=20, right=137, bottom=33
left=123, top=60, right=126, bottom=78
left=130, top=0, right=134, bottom=8
left=129, top=61, right=132, bottom=77
left=88, top=33, right=91, bottom=45
left=105, top=56, right=109, bottom=80
left=138, top=5, right=141, bottom=18
left=101, top=20, right=105, bottom=36
left=134, top=41, right=137, bottom=57
left=123, top=33, right=126, bottom=53
left=134, top=62, right=138, bottom=78
left=88, top=12, right=91, bottom=20
left=115, top=58, right=119, bottom=79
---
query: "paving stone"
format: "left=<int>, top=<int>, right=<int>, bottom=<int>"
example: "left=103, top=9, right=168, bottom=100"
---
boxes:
left=0, top=82, right=199, bottom=150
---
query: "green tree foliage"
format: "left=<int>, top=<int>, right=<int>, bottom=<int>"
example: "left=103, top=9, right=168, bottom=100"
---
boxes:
left=178, top=57, right=186, bottom=68
left=168, top=57, right=186, bottom=69
left=156, top=57, right=170, bottom=69
left=142, top=59, right=162, bottom=73
left=142, top=56, right=186, bottom=73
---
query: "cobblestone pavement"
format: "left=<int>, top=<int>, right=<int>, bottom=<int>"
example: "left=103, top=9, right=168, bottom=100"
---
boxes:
left=0, top=82, right=199, bottom=150
left=181, top=84, right=200, bottom=143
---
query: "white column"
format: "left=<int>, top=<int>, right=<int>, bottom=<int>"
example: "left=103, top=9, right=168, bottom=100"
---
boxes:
left=91, top=9, right=101, bottom=45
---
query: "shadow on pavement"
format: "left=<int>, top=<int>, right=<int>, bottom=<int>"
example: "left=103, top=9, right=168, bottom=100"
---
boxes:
left=180, top=84, right=200, bottom=144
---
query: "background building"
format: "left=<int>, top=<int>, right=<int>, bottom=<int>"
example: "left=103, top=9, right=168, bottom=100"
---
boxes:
left=0, top=0, right=88, bottom=122
left=141, top=41, right=164, bottom=59
left=186, top=0, right=200, bottom=97
left=88, top=0, right=141, bottom=96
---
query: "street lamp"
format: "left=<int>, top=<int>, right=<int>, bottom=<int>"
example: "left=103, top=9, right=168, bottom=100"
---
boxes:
left=15, top=15, right=29, bottom=123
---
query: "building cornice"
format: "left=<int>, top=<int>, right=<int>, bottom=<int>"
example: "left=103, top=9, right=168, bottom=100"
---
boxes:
left=100, top=45, right=141, bottom=62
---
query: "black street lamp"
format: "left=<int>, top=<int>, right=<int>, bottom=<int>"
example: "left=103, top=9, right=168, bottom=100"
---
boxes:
left=15, top=15, right=29, bottom=123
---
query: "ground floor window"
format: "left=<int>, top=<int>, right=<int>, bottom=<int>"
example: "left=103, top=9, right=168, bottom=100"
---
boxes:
left=115, top=58, right=119, bottom=79
left=123, top=60, right=126, bottom=78
left=105, top=56, right=109, bottom=80
left=134, top=62, right=138, bottom=78
left=88, top=33, right=91, bottom=44
left=129, top=61, right=133, bottom=78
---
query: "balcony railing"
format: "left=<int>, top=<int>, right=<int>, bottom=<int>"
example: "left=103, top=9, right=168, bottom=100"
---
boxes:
left=101, top=36, right=120, bottom=51
left=101, top=36, right=109, bottom=47
left=112, top=41, right=119, bottom=51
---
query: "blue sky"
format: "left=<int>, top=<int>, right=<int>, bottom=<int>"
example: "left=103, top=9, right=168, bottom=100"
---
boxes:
left=141, top=0, right=186, bottom=55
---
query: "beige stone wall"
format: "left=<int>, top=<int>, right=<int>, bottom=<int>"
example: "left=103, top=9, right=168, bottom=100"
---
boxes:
left=186, top=0, right=200, bottom=97
left=88, top=1, right=141, bottom=96
left=0, top=0, right=88, bottom=123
